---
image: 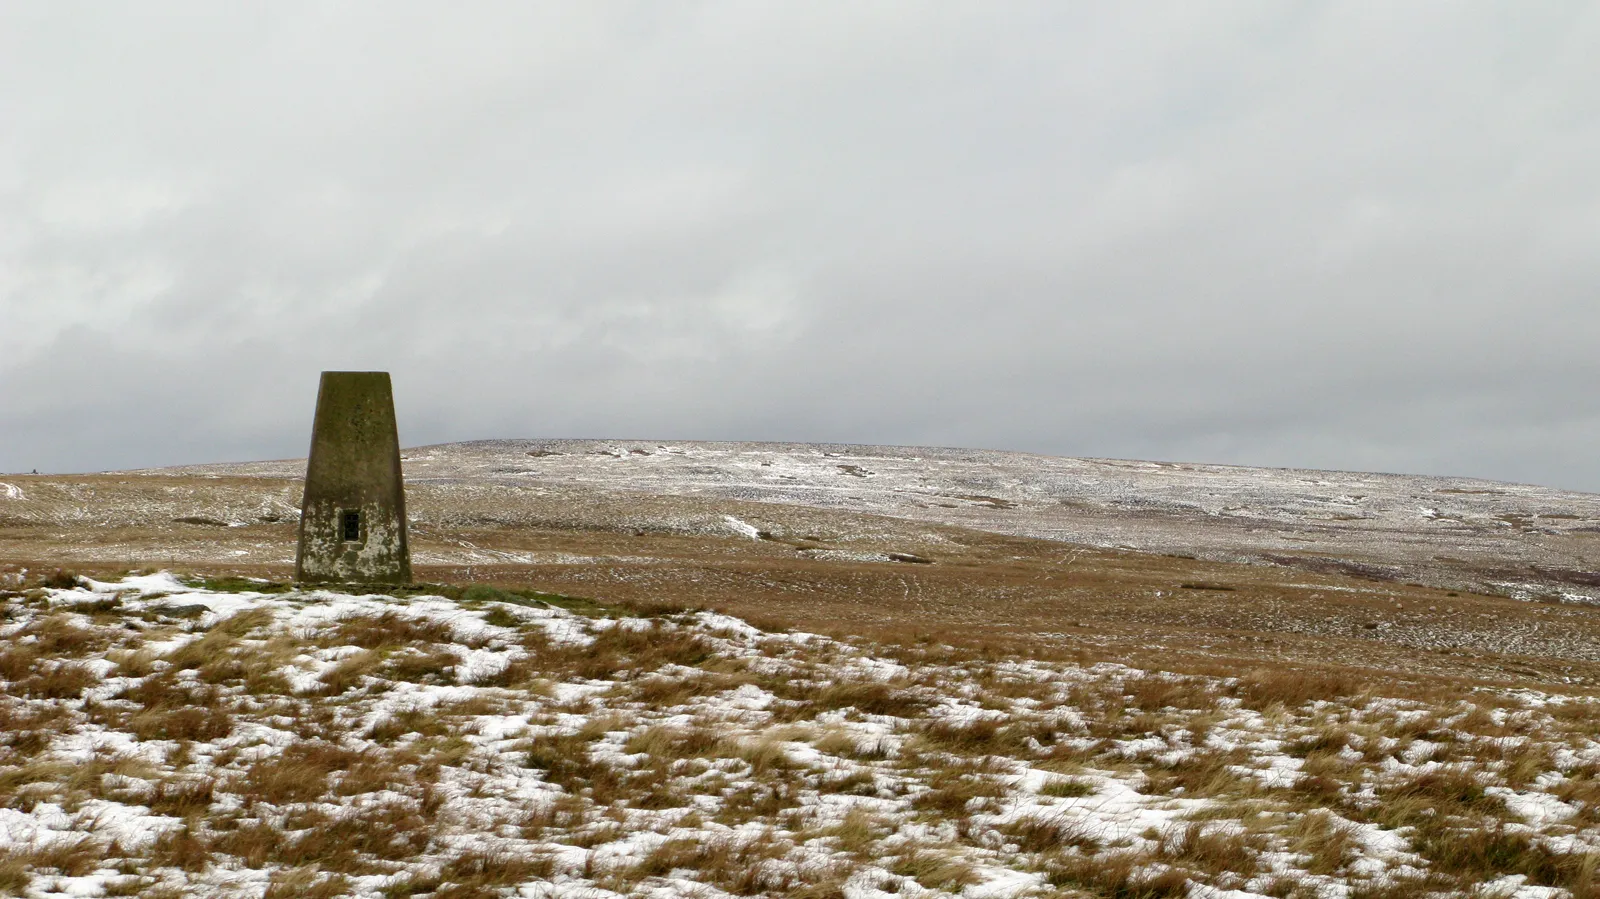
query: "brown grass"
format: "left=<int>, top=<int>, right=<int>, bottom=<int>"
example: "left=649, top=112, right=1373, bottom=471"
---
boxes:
left=0, top=837, right=104, bottom=892
left=1155, top=822, right=1264, bottom=878
left=1409, top=823, right=1600, bottom=891
left=807, top=680, right=928, bottom=718
left=1044, top=850, right=1191, bottom=897
left=820, top=806, right=888, bottom=856
left=623, top=724, right=722, bottom=761
left=520, top=731, right=625, bottom=800
left=6, top=524, right=1600, bottom=897
left=382, top=647, right=460, bottom=684
left=888, top=846, right=979, bottom=892
left=364, top=706, right=451, bottom=744
left=434, top=848, right=556, bottom=892
left=1124, top=674, right=1224, bottom=712
left=320, top=649, right=383, bottom=695
left=1140, top=749, right=1256, bottom=799
left=329, top=611, right=457, bottom=649
left=144, top=777, right=218, bottom=817
left=1283, top=810, right=1361, bottom=875
left=149, top=823, right=213, bottom=872
left=1371, top=766, right=1502, bottom=826
left=915, top=717, right=1027, bottom=756
left=263, top=868, right=352, bottom=899
left=999, top=813, right=1102, bottom=854
left=1234, top=668, right=1363, bottom=710
left=213, top=799, right=432, bottom=873
left=910, top=768, right=1007, bottom=815
left=234, top=742, right=369, bottom=805
left=118, top=673, right=236, bottom=742
left=538, top=621, right=715, bottom=681
left=0, top=615, right=115, bottom=681
left=1040, top=777, right=1097, bottom=798
left=14, top=661, right=99, bottom=699
left=629, top=832, right=798, bottom=893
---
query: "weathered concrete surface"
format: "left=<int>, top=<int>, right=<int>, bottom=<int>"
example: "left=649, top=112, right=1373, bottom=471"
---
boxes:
left=294, top=372, right=411, bottom=583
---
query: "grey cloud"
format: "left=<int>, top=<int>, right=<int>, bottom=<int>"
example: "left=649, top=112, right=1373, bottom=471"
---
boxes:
left=3, top=1, right=1599, bottom=489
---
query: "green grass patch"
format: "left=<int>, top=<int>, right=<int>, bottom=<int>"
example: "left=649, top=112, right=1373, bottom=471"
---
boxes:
left=1040, top=778, right=1097, bottom=798
left=185, top=577, right=294, bottom=594
left=454, top=584, right=616, bottom=617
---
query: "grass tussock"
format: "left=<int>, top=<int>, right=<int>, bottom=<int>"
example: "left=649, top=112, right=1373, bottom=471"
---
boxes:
left=1155, top=822, right=1264, bottom=878
left=330, top=611, right=458, bottom=649
left=263, top=868, right=351, bottom=899
left=1234, top=667, right=1362, bottom=709
left=234, top=741, right=370, bottom=804
left=1040, top=777, right=1097, bottom=798
left=1044, top=850, right=1191, bottom=897
left=889, top=846, right=980, bottom=892
left=629, top=833, right=804, bottom=894
left=1140, top=749, right=1255, bottom=799
left=911, top=768, right=1008, bottom=815
left=916, top=716, right=1028, bottom=756
left=810, top=679, right=928, bottom=717
left=1283, top=810, right=1361, bottom=875
left=1000, top=813, right=1102, bottom=854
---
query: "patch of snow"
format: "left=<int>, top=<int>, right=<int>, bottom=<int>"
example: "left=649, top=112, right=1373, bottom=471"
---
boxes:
left=83, top=570, right=198, bottom=596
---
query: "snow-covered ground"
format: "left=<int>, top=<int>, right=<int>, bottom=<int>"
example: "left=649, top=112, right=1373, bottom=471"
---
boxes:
left=2, top=574, right=1597, bottom=897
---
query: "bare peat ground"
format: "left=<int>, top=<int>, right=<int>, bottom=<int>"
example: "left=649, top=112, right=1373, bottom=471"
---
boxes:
left=1, top=445, right=1600, bottom=896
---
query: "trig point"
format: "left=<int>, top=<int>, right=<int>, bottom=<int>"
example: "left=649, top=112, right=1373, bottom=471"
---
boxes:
left=294, top=371, right=412, bottom=584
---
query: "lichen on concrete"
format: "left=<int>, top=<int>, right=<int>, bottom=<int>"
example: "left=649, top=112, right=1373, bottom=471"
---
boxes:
left=294, top=371, right=411, bottom=584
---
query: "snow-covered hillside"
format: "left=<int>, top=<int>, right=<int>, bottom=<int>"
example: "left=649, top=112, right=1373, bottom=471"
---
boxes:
left=2, top=574, right=1597, bottom=897
left=151, top=439, right=1600, bottom=604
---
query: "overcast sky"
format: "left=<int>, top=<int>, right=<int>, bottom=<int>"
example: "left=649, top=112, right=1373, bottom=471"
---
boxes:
left=3, top=2, right=1598, bottom=490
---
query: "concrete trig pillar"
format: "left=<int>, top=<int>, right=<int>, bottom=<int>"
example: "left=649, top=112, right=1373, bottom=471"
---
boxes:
left=294, top=371, right=412, bottom=584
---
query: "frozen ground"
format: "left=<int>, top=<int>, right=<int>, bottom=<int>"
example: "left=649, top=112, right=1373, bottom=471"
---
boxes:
left=2, top=574, right=1598, bottom=898
left=147, top=440, right=1600, bottom=604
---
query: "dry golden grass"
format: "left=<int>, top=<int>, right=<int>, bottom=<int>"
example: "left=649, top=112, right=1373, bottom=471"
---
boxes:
left=1283, top=810, right=1361, bottom=875
left=623, top=723, right=722, bottom=760
left=13, top=661, right=99, bottom=699
left=1039, top=777, right=1096, bottom=798
left=0, top=838, right=105, bottom=894
left=262, top=868, right=352, bottom=899
left=1140, top=748, right=1258, bottom=800
left=143, top=777, right=218, bottom=817
left=6, top=560, right=1600, bottom=897
left=434, top=848, right=556, bottom=893
left=817, top=806, right=889, bottom=856
left=1042, top=850, right=1192, bottom=897
left=233, top=741, right=369, bottom=804
left=888, top=846, right=980, bottom=892
left=625, top=832, right=834, bottom=895
left=329, top=610, right=457, bottom=649
left=1156, top=822, right=1265, bottom=879
left=117, top=673, right=236, bottom=742
left=915, top=716, right=1029, bottom=757
left=999, top=813, right=1102, bottom=855
left=910, top=767, right=1009, bottom=816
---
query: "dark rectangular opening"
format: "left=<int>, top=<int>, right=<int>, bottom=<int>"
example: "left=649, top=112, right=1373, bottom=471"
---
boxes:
left=342, top=510, right=361, bottom=542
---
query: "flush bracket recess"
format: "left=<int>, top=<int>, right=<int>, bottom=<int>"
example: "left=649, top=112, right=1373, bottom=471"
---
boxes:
left=341, top=509, right=362, bottom=543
